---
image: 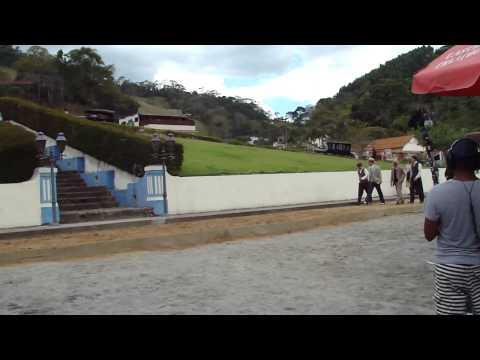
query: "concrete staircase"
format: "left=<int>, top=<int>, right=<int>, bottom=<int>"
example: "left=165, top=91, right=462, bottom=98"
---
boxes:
left=56, top=171, right=154, bottom=224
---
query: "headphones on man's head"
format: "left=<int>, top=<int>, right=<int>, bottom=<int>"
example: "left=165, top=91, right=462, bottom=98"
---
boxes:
left=445, top=138, right=480, bottom=171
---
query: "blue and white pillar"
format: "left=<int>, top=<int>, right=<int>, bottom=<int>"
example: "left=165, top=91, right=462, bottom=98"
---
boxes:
left=39, top=167, right=60, bottom=224
left=137, top=165, right=166, bottom=216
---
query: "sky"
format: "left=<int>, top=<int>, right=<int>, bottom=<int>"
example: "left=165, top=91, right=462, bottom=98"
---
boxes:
left=20, top=45, right=442, bottom=116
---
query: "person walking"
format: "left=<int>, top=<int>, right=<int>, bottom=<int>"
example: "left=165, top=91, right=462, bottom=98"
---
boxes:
left=424, top=138, right=480, bottom=315
left=356, top=162, right=369, bottom=205
left=408, top=155, right=425, bottom=203
left=367, top=157, right=385, bottom=204
left=390, top=160, right=405, bottom=204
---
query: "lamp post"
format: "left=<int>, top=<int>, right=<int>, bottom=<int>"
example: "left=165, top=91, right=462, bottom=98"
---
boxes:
left=420, top=125, right=439, bottom=185
left=56, top=132, right=67, bottom=159
left=35, top=131, right=67, bottom=225
left=151, top=132, right=176, bottom=215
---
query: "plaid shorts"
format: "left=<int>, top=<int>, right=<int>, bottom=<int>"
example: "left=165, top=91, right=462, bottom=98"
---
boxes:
left=434, top=263, right=480, bottom=315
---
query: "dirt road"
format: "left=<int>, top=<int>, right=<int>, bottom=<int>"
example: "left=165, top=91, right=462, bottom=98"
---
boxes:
left=0, top=212, right=436, bottom=314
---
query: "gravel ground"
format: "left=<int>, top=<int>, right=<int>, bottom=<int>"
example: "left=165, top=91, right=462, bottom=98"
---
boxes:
left=0, top=213, right=436, bottom=315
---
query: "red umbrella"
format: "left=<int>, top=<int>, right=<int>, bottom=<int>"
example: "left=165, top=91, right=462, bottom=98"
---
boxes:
left=412, top=45, right=480, bottom=96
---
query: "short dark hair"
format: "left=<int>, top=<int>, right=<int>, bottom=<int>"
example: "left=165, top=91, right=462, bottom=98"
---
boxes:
left=455, top=156, right=478, bottom=171
left=356, top=162, right=362, bottom=167
left=451, top=138, right=479, bottom=171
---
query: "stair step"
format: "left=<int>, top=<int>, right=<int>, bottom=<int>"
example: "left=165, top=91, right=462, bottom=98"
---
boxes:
left=57, top=181, right=86, bottom=187
left=60, top=207, right=155, bottom=224
left=57, top=186, right=109, bottom=194
left=58, top=196, right=115, bottom=205
left=57, top=190, right=112, bottom=199
left=60, top=201, right=118, bottom=212
left=57, top=175, right=83, bottom=181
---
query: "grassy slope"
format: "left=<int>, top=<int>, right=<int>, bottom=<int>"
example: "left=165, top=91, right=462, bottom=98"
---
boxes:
left=174, top=137, right=390, bottom=176
left=131, top=96, right=171, bottom=114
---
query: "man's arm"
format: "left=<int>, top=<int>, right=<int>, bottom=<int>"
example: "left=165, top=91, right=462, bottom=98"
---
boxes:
left=415, top=163, right=423, bottom=181
left=424, top=218, right=440, bottom=241
left=424, top=191, right=440, bottom=241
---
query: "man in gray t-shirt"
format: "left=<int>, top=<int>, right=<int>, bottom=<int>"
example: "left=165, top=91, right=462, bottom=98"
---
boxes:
left=425, top=180, right=480, bottom=265
left=424, top=138, right=480, bottom=315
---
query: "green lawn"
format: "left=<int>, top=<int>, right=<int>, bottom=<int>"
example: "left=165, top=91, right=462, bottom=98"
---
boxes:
left=174, top=137, right=391, bottom=176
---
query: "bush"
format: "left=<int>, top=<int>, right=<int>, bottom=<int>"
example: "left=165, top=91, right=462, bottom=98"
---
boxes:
left=0, top=97, right=184, bottom=175
left=0, top=122, right=37, bottom=183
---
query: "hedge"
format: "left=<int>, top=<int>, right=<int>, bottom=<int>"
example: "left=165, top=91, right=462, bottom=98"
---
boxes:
left=0, top=97, right=183, bottom=176
left=0, top=122, right=37, bottom=183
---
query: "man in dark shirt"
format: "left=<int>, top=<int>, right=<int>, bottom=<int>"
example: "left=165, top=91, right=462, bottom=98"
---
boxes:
left=407, top=156, right=424, bottom=203
left=356, top=162, right=369, bottom=205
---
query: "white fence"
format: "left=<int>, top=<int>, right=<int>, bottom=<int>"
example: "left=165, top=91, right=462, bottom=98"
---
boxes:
left=167, top=168, right=446, bottom=215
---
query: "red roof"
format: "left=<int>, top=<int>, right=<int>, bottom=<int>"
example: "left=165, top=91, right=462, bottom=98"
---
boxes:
left=139, top=114, right=195, bottom=126
left=367, top=135, right=414, bottom=151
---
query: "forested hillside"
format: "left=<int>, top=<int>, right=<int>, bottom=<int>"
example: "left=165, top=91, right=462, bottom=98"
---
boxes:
left=305, top=45, right=480, bottom=149
left=0, top=45, right=281, bottom=142
left=118, top=79, right=278, bottom=140
left=3, top=44, right=479, bottom=150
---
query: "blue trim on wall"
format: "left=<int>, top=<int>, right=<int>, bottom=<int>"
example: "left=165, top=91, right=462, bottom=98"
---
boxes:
left=39, top=169, right=60, bottom=224
left=41, top=206, right=60, bottom=225
left=148, top=200, right=166, bottom=216
left=80, top=170, right=115, bottom=190
left=54, top=152, right=168, bottom=217
left=134, top=169, right=167, bottom=216
left=112, top=189, right=128, bottom=207
left=57, top=157, right=85, bottom=172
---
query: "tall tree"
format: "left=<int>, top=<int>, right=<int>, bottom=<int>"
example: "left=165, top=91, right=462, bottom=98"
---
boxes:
left=0, top=45, right=22, bottom=67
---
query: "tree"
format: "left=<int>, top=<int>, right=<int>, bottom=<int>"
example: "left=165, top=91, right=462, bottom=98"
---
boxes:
left=418, top=122, right=468, bottom=151
left=13, top=46, right=63, bottom=105
left=0, top=45, right=22, bottom=67
left=57, top=47, right=116, bottom=105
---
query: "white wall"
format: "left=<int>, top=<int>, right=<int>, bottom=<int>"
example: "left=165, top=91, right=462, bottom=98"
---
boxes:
left=62, top=146, right=138, bottom=190
left=10, top=121, right=138, bottom=190
left=145, top=124, right=196, bottom=132
left=167, top=168, right=446, bottom=215
left=0, top=169, right=42, bottom=229
left=119, top=114, right=139, bottom=126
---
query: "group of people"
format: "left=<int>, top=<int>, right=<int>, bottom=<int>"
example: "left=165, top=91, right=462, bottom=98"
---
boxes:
left=356, top=156, right=425, bottom=205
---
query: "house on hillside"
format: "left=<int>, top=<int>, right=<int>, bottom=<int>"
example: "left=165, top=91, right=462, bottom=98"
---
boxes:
left=309, top=135, right=329, bottom=149
left=119, top=110, right=196, bottom=132
left=365, top=135, right=425, bottom=161
left=85, top=109, right=117, bottom=122
left=326, top=140, right=352, bottom=156
left=248, top=136, right=259, bottom=145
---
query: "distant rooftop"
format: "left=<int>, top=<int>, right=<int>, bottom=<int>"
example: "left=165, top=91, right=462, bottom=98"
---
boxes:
left=139, top=109, right=184, bottom=117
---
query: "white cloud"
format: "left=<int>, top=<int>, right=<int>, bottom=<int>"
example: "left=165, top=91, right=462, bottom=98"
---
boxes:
left=31, top=45, right=439, bottom=115
left=154, top=45, right=425, bottom=113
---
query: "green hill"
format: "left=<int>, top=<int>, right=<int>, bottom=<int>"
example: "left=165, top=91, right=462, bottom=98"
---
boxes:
left=306, top=45, right=480, bottom=149
left=174, top=138, right=390, bottom=176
